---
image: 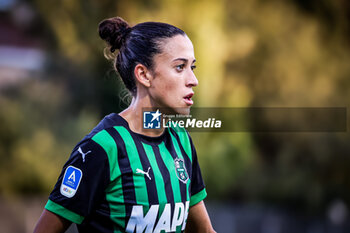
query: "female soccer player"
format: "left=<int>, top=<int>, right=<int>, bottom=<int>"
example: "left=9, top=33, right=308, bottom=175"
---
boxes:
left=34, top=17, right=215, bottom=233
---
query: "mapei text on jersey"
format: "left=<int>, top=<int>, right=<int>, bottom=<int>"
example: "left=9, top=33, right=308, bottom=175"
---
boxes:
left=126, top=201, right=189, bottom=233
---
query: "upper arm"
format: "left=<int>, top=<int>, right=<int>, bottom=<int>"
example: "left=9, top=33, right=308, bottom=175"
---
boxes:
left=43, top=138, right=111, bottom=224
left=34, top=209, right=71, bottom=233
left=185, top=132, right=207, bottom=207
left=185, top=201, right=216, bottom=233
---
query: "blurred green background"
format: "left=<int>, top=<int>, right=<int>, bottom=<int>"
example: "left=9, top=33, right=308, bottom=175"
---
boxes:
left=1, top=0, right=350, bottom=232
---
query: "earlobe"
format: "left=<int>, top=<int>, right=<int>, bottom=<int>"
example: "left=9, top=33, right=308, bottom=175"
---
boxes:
left=134, top=64, right=152, bottom=88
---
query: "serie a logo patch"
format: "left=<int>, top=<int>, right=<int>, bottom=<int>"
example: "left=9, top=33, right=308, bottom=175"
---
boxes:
left=60, top=166, right=83, bottom=198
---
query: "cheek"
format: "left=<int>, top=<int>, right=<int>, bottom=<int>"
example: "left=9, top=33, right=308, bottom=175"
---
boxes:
left=150, top=81, right=171, bottom=101
left=155, top=78, right=177, bottom=95
left=164, top=81, right=182, bottom=99
left=163, top=82, right=175, bottom=92
left=151, top=69, right=182, bottom=100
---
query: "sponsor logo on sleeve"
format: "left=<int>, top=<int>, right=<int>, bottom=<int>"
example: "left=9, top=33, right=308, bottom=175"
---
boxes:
left=77, top=146, right=92, bottom=163
left=60, top=166, right=83, bottom=198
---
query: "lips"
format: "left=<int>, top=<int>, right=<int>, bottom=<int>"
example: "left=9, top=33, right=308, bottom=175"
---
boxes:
left=183, top=93, right=194, bottom=105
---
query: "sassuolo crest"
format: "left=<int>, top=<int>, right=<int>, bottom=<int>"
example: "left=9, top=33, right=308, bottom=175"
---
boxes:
left=174, top=158, right=189, bottom=184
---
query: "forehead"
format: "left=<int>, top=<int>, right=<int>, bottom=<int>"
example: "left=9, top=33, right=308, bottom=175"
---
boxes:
left=155, top=35, right=195, bottom=62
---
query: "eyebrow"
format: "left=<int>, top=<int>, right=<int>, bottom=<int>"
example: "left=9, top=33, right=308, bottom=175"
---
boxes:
left=172, top=58, right=196, bottom=63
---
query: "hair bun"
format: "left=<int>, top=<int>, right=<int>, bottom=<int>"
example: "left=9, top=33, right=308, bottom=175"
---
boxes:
left=98, top=17, right=131, bottom=52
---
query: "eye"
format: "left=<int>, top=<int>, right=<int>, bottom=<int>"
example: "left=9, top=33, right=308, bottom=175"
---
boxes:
left=191, top=65, right=196, bottom=71
left=175, top=64, right=185, bottom=72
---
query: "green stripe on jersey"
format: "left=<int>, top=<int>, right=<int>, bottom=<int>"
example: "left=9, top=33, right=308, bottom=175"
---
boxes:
left=45, top=199, right=84, bottom=224
left=169, top=130, right=191, bottom=202
left=168, top=129, right=183, bottom=159
left=92, top=130, right=125, bottom=231
left=142, top=143, right=167, bottom=217
left=190, top=188, right=207, bottom=207
left=114, top=126, right=149, bottom=206
left=171, top=127, right=192, bottom=162
left=158, top=142, right=182, bottom=204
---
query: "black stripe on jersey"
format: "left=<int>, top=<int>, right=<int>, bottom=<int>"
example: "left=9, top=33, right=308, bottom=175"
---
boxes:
left=164, top=131, right=187, bottom=204
left=77, top=140, right=114, bottom=233
left=77, top=197, right=114, bottom=233
left=152, top=145, right=174, bottom=205
left=169, top=129, right=193, bottom=194
left=105, top=127, right=136, bottom=228
left=130, top=133, right=159, bottom=205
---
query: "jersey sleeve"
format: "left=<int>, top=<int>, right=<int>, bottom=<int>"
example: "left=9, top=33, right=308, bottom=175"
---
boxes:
left=188, top=134, right=207, bottom=207
left=45, top=139, right=110, bottom=224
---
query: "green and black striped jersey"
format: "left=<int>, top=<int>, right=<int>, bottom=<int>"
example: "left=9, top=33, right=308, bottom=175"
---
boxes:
left=45, top=113, right=207, bottom=233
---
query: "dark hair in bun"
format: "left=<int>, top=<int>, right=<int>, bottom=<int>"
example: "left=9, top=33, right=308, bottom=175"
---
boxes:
left=98, top=17, right=131, bottom=52
left=98, top=16, right=185, bottom=96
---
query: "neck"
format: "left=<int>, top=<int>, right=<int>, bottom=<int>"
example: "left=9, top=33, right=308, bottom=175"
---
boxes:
left=119, top=92, right=165, bottom=137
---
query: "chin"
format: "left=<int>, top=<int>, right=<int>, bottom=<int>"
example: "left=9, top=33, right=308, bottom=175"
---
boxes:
left=174, top=107, right=191, bottom=116
left=159, top=106, right=190, bottom=116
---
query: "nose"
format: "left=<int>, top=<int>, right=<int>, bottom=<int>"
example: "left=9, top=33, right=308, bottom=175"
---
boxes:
left=186, top=70, right=198, bottom=87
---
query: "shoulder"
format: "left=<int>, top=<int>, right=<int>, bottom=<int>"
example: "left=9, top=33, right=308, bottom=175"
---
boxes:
left=72, top=113, right=127, bottom=148
left=83, top=113, right=128, bottom=140
left=69, top=113, right=130, bottom=161
left=69, top=138, right=109, bottom=164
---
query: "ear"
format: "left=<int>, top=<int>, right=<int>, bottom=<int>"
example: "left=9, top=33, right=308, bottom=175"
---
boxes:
left=134, top=63, right=152, bottom=88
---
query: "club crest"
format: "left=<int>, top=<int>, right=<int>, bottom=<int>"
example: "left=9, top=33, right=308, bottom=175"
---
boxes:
left=174, top=158, right=188, bottom=184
